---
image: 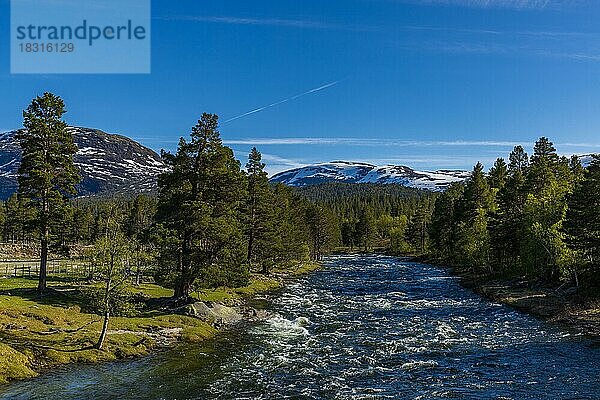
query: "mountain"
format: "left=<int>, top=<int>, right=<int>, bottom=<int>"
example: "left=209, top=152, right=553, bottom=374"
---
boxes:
left=270, top=161, right=470, bottom=191
left=0, top=127, right=167, bottom=200
left=579, top=154, right=595, bottom=168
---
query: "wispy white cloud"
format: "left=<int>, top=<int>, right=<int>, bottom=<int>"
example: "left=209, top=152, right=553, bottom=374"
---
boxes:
left=232, top=149, right=307, bottom=175
left=224, top=137, right=600, bottom=148
left=534, top=50, right=600, bottom=61
left=402, top=39, right=600, bottom=62
left=401, top=25, right=587, bottom=38
left=402, top=0, right=564, bottom=10
left=354, top=156, right=500, bottom=167
left=259, top=153, right=306, bottom=168
left=155, top=15, right=374, bottom=31
left=224, top=137, right=524, bottom=146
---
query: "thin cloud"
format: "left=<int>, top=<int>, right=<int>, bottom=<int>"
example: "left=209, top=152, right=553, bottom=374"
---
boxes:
left=222, top=81, right=339, bottom=124
left=535, top=50, right=600, bottom=61
left=223, top=138, right=524, bottom=146
left=155, top=15, right=374, bottom=31
left=401, top=25, right=587, bottom=38
left=404, top=39, right=600, bottom=62
left=259, top=153, right=306, bottom=168
left=403, top=0, right=560, bottom=10
left=224, top=137, right=600, bottom=148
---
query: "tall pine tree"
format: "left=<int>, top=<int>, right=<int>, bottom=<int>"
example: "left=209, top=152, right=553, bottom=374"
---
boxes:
left=17, top=93, right=79, bottom=292
left=156, top=113, right=247, bottom=297
left=454, top=162, right=492, bottom=270
left=245, top=147, right=276, bottom=274
left=522, top=137, right=571, bottom=281
left=490, top=146, right=529, bottom=274
left=564, top=155, right=600, bottom=289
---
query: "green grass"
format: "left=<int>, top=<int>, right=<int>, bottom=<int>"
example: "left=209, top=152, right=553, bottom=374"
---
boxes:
left=0, top=277, right=39, bottom=291
left=0, top=259, right=320, bottom=384
left=0, top=284, right=215, bottom=385
left=193, top=278, right=281, bottom=303
left=276, top=261, right=321, bottom=276
left=128, top=283, right=174, bottom=299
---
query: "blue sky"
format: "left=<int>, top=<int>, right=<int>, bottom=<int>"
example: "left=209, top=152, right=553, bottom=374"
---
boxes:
left=2, top=0, right=600, bottom=174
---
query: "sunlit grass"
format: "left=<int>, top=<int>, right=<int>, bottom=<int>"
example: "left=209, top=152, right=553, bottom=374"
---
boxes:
left=0, top=259, right=319, bottom=384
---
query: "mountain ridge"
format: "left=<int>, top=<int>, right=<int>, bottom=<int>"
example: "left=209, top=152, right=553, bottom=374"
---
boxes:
left=0, top=127, right=167, bottom=200
left=2, top=128, right=597, bottom=199
left=270, top=161, right=471, bottom=191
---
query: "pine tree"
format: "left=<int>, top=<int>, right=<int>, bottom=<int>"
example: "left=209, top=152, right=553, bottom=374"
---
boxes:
left=4, top=194, right=29, bottom=243
left=305, top=204, right=339, bottom=260
left=0, top=202, right=5, bottom=242
left=488, top=158, right=508, bottom=192
left=355, top=206, right=375, bottom=251
left=17, top=93, right=80, bottom=292
left=509, top=145, right=529, bottom=174
left=430, top=183, right=464, bottom=261
left=340, top=219, right=356, bottom=250
left=389, top=215, right=410, bottom=254
left=156, top=113, right=247, bottom=297
left=271, top=184, right=311, bottom=262
left=564, top=155, right=600, bottom=289
left=245, top=147, right=276, bottom=274
left=127, top=194, right=156, bottom=285
left=408, top=203, right=431, bottom=254
left=569, top=155, right=585, bottom=183
left=489, top=147, right=529, bottom=274
left=454, top=162, right=492, bottom=270
left=522, top=137, right=571, bottom=281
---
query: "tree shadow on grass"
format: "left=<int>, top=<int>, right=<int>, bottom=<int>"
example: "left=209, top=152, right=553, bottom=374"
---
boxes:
left=0, top=286, right=85, bottom=309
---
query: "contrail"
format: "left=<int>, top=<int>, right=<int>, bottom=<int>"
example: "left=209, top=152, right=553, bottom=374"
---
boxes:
left=222, top=81, right=339, bottom=124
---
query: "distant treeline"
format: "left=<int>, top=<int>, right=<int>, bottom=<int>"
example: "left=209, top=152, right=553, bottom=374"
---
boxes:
left=298, top=183, right=435, bottom=254
left=3, top=92, right=598, bottom=298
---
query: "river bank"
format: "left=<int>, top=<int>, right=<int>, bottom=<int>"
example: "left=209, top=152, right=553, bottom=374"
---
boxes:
left=407, top=254, right=600, bottom=340
left=452, top=269, right=600, bottom=341
left=0, top=262, right=320, bottom=384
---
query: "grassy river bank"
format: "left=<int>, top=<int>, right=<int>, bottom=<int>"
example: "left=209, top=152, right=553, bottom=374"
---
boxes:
left=0, top=262, right=320, bottom=384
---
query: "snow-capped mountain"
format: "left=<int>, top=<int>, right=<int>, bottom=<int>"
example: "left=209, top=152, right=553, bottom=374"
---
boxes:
left=579, top=154, right=595, bottom=168
left=0, top=127, right=167, bottom=200
left=270, top=161, right=471, bottom=191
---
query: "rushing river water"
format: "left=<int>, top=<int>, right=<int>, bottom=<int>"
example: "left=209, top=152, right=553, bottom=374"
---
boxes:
left=1, top=255, right=599, bottom=399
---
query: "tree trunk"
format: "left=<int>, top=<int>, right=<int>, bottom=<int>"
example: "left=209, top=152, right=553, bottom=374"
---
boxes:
left=96, top=309, right=110, bottom=350
left=97, top=256, right=113, bottom=350
left=135, top=260, right=141, bottom=286
left=97, top=280, right=111, bottom=350
left=174, top=274, right=193, bottom=298
left=175, top=236, right=194, bottom=298
left=247, top=232, right=254, bottom=267
left=38, top=228, right=48, bottom=293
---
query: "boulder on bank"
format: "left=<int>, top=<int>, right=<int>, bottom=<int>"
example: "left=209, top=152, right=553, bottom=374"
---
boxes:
left=178, top=301, right=242, bottom=326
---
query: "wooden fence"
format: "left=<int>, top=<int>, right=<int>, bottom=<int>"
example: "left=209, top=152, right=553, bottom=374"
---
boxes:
left=0, top=259, right=91, bottom=278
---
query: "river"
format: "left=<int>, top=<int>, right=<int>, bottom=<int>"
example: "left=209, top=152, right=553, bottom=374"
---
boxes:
left=1, top=255, right=599, bottom=399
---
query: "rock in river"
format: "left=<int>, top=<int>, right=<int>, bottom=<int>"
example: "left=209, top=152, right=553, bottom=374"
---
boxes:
left=179, top=302, right=242, bottom=326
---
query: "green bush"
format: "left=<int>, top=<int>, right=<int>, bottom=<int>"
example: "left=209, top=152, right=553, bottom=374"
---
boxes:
left=80, top=287, right=146, bottom=317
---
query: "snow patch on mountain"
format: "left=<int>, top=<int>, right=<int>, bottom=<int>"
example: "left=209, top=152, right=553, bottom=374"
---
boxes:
left=270, top=161, right=470, bottom=191
left=579, top=154, right=595, bottom=168
left=0, top=127, right=167, bottom=199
